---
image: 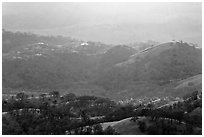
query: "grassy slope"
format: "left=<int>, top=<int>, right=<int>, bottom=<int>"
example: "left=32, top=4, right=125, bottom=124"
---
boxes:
left=175, top=74, right=202, bottom=89
left=101, top=117, right=145, bottom=135
left=172, top=74, right=202, bottom=96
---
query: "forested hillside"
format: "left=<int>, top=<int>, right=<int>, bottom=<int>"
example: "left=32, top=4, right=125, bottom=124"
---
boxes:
left=2, top=30, right=202, bottom=100
left=2, top=91, right=202, bottom=134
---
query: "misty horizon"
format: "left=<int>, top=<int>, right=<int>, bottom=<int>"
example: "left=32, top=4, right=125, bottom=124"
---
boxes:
left=2, top=2, right=202, bottom=46
left=2, top=2, right=202, bottom=135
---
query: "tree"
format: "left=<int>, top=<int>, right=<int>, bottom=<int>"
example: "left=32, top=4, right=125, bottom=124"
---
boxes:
left=39, top=93, right=47, bottom=101
left=80, top=110, right=90, bottom=124
left=104, top=126, right=119, bottom=135
left=49, top=91, right=60, bottom=98
left=16, top=92, right=28, bottom=100
left=2, top=115, right=23, bottom=135
left=63, top=93, right=76, bottom=102
left=93, top=124, right=103, bottom=135
left=191, top=91, right=198, bottom=100
left=138, top=121, right=146, bottom=132
left=147, top=124, right=159, bottom=135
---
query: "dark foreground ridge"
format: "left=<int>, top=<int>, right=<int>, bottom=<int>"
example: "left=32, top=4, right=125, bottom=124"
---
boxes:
left=2, top=90, right=202, bottom=135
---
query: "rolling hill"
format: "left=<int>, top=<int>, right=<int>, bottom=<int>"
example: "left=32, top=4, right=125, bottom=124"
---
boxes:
left=95, top=41, right=202, bottom=99
left=116, top=41, right=201, bottom=81
left=101, top=117, right=145, bottom=135
left=2, top=30, right=202, bottom=100
left=173, top=74, right=202, bottom=96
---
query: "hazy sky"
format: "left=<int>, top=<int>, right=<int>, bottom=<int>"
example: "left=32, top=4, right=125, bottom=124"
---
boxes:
left=2, top=2, right=202, bottom=45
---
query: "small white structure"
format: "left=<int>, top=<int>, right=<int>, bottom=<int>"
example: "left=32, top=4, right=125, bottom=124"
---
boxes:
left=36, top=53, right=42, bottom=56
left=17, top=57, right=22, bottom=59
left=81, top=42, right=89, bottom=46
left=56, top=45, right=63, bottom=48
left=38, top=42, right=44, bottom=45
left=36, top=42, right=48, bottom=46
left=72, top=50, right=79, bottom=53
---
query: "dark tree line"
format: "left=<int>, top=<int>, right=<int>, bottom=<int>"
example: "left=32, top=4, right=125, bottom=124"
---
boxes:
left=2, top=91, right=120, bottom=135
left=132, top=91, right=202, bottom=135
left=2, top=90, right=202, bottom=135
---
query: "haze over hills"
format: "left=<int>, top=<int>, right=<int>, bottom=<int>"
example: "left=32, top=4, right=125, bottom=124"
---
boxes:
left=115, top=41, right=202, bottom=82
left=94, top=41, right=202, bottom=99
left=2, top=3, right=202, bottom=46
left=2, top=2, right=202, bottom=135
left=2, top=30, right=202, bottom=100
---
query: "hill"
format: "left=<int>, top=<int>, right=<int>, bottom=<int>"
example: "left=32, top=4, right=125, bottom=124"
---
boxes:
left=95, top=41, right=202, bottom=98
left=173, top=74, right=202, bottom=96
left=117, top=41, right=201, bottom=81
left=97, top=45, right=136, bottom=71
left=2, top=30, right=202, bottom=100
left=101, top=117, right=144, bottom=135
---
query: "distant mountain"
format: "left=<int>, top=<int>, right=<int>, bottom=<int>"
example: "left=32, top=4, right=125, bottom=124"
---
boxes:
left=127, top=40, right=160, bottom=51
left=98, top=45, right=136, bottom=70
left=2, top=30, right=202, bottom=100
left=2, top=29, right=76, bottom=53
left=118, top=41, right=201, bottom=82
left=2, top=30, right=108, bottom=89
left=95, top=41, right=202, bottom=98
left=2, top=29, right=111, bottom=54
left=3, top=3, right=202, bottom=46
left=3, top=52, right=94, bottom=89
